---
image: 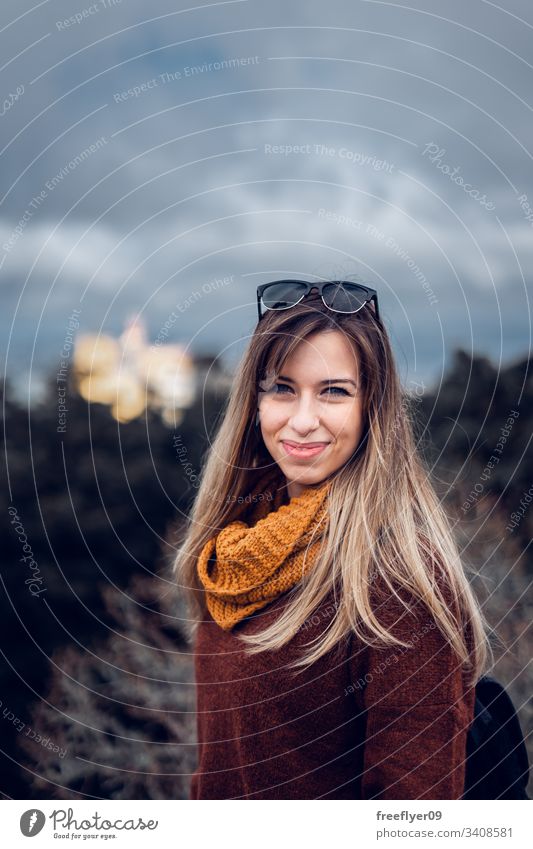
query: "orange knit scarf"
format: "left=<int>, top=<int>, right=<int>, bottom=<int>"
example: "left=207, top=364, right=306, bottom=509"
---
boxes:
left=196, top=466, right=331, bottom=630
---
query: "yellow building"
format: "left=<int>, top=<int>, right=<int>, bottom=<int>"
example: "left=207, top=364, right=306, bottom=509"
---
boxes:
left=73, top=315, right=196, bottom=425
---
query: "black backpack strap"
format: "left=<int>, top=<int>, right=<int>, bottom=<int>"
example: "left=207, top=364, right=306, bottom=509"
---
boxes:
left=463, top=675, right=530, bottom=799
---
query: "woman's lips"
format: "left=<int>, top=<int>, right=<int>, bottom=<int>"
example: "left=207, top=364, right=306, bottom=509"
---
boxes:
left=281, top=440, right=329, bottom=459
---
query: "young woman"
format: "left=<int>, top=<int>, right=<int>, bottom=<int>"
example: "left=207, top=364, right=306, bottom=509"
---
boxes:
left=174, top=279, right=492, bottom=800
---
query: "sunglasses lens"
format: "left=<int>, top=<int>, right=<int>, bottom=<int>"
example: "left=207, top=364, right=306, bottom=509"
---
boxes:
left=261, top=281, right=308, bottom=310
left=322, top=283, right=370, bottom=313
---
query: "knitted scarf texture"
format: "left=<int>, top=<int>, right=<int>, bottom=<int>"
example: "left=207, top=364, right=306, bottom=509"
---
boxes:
left=197, top=466, right=331, bottom=630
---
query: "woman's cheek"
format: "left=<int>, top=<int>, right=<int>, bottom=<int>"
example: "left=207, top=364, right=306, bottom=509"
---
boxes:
left=260, top=400, right=287, bottom=427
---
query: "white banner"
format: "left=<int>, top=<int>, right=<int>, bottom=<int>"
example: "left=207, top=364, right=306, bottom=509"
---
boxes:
left=2, top=799, right=531, bottom=848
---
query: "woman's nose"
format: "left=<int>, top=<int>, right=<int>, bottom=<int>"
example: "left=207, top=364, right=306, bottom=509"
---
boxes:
left=288, top=399, right=320, bottom=430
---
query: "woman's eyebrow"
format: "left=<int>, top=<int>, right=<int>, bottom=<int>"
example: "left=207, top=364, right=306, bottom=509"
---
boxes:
left=277, top=375, right=358, bottom=387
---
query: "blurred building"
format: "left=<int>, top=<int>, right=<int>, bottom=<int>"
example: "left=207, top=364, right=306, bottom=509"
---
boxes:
left=72, top=314, right=196, bottom=426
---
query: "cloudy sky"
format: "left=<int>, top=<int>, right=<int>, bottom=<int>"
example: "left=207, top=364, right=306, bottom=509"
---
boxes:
left=1, top=0, right=532, bottom=397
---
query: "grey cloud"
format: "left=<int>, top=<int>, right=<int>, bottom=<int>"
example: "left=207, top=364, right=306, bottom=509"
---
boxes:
left=1, top=0, right=532, bottom=391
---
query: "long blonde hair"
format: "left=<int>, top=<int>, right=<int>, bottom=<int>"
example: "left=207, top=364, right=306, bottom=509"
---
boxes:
left=172, top=292, right=492, bottom=684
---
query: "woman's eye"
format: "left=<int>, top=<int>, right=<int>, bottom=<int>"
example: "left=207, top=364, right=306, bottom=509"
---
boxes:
left=273, top=384, right=350, bottom=396
left=325, top=386, right=350, bottom=396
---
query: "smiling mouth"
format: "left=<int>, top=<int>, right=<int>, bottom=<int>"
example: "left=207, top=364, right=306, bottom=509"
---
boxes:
left=282, top=440, right=329, bottom=447
left=281, top=440, right=330, bottom=458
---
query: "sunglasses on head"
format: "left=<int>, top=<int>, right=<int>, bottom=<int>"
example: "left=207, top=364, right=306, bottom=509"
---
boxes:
left=256, top=279, right=380, bottom=322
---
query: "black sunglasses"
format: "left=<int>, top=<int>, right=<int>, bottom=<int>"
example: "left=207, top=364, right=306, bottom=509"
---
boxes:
left=256, top=279, right=380, bottom=322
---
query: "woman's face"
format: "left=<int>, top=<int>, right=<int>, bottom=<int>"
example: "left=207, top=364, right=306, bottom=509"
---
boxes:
left=258, top=330, right=365, bottom=499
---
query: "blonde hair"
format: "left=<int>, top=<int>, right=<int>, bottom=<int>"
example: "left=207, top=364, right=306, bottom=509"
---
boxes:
left=172, top=292, right=492, bottom=684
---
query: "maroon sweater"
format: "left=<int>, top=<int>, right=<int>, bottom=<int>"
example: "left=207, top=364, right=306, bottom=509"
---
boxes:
left=189, top=580, right=476, bottom=800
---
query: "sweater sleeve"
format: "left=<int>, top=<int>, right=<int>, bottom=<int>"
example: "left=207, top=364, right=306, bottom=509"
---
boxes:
left=350, top=581, right=476, bottom=800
